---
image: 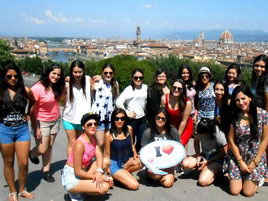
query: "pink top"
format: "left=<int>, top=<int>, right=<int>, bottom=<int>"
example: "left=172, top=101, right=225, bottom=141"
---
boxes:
left=67, top=135, right=96, bottom=168
left=31, top=82, right=60, bottom=121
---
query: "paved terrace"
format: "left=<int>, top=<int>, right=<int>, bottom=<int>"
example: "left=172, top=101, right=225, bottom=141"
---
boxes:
left=0, top=77, right=267, bottom=201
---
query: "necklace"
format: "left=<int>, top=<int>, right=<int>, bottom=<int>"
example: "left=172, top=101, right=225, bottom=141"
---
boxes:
left=241, top=115, right=249, bottom=121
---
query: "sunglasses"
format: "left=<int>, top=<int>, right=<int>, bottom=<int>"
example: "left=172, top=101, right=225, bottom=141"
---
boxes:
left=114, top=116, right=126, bottom=121
left=6, top=75, right=19, bottom=80
left=133, top=76, right=144, bottom=81
left=104, top=71, right=114, bottom=75
left=155, top=116, right=166, bottom=121
left=172, top=86, right=183, bottom=91
left=86, top=122, right=98, bottom=127
left=201, top=74, right=210, bottom=78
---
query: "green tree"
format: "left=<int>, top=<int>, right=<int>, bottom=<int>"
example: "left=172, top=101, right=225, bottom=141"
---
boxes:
left=0, top=39, right=15, bottom=65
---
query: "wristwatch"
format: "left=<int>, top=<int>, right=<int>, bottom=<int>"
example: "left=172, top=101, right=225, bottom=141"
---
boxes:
left=96, top=168, right=104, bottom=174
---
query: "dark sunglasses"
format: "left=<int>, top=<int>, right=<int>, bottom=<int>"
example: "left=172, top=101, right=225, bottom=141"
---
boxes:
left=114, top=116, right=126, bottom=121
left=172, top=86, right=183, bottom=91
left=6, top=75, right=19, bottom=80
left=201, top=74, right=209, bottom=78
left=133, top=76, right=144, bottom=80
left=104, top=71, right=113, bottom=75
left=86, top=122, right=98, bottom=127
left=155, top=116, right=166, bottom=121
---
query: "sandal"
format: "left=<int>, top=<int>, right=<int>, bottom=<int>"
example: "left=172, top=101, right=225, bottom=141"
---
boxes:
left=8, top=192, right=18, bottom=201
left=18, top=190, right=35, bottom=199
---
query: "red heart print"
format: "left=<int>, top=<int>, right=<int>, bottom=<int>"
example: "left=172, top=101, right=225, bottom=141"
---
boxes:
left=162, top=145, right=174, bottom=155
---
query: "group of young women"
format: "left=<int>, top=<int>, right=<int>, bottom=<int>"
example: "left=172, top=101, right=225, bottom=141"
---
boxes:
left=0, top=54, right=267, bottom=201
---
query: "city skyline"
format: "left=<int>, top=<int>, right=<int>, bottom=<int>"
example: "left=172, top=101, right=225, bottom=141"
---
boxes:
left=1, top=0, right=267, bottom=38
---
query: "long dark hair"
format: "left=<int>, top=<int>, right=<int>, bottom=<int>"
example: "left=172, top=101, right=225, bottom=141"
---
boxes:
left=150, top=68, right=168, bottom=90
left=110, top=108, right=129, bottom=138
left=213, top=80, right=230, bottom=134
left=230, top=86, right=258, bottom=140
left=224, top=63, right=241, bottom=85
left=39, top=64, right=65, bottom=100
left=131, top=68, right=144, bottom=90
left=251, top=54, right=268, bottom=96
left=194, top=69, right=213, bottom=110
left=69, top=60, right=86, bottom=102
left=102, top=63, right=118, bottom=99
left=178, top=65, right=194, bottom=89
left=196, top=118, right=216, bottom=140
left=171, top=79, right=187, bottom=118
left=0, top=60, right=28, bottom=109
left=150, top=107, right=172, bottom=140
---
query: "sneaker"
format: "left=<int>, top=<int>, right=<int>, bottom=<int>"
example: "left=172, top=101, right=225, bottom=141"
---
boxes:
left=68, top=192, right=83, bottom=201
left=28, top=150, right=39, bottom=164
left=43, top=172, right=55, bottom=183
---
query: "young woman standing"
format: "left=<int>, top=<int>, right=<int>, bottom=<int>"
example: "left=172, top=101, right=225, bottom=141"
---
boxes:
left=62, top=60, right=92, bottom=157
left=116, top=68, right=147, bottom=152
left=103, top=108, right=141, bottom=190
left=92, top=64, right=119, bottom=147
left=224, top=64, right=241, bottom=96
left=0, top=61, right=35, bottom=200
left=146, top=69, right=169, bottom=125
left=195, top=67, right=215, bottom=121
left=162, top=79, right=193, bottom=146
left=29, top=64, right=65, bottom=183
left=178, top=65, right=196, bottom=120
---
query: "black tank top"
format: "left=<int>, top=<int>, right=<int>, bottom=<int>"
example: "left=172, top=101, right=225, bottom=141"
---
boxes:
left=0, top=97, right=26, bottom=126
left=110, top=133, right=133, bottom=161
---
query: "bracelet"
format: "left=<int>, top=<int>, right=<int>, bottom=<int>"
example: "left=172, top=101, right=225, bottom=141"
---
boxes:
left=237, top=158, right=243, bottom=162
left=253, top=159, right=259, bottom=166
left=95, top=168, right=104, bottom=174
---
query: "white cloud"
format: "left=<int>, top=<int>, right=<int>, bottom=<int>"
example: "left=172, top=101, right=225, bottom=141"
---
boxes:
left=88, top=18, right=107, bottom=24
left=121, top=19, right=132, bottom=23
left=142, top=3, right=153, bottom=9
left=45, top=10, right=70, bottom=23
left=74, top=18, right=85, bottom=23
left=23, top=14, right=45, bottom=24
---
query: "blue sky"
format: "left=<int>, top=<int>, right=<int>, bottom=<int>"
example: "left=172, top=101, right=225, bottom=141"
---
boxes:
left=0, top=0, right=267, bottom=38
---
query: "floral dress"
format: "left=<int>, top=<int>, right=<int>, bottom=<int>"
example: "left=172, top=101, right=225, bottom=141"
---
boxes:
left=223, top=108, right=268, bottom=182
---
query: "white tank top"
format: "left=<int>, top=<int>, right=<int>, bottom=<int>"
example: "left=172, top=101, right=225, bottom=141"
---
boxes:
left=63, top=75, right=92, bottom=124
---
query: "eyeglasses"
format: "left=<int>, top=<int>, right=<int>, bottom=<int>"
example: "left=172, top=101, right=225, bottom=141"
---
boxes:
left=86, top=122, right=98, bottom=127
left=157, top=75, right=166, bottom=78
left=114, top=116, right=126, bottom=121
left=254, top=64, right=265, bottom=68
left=104, top=71, right=114, bottom=75
left=133, top=76, right=144, bottom=80
left=6, top=75, right=19, bottom=80
left=155, top=116, right=166, bottom=121
left=172, top=86, right=183, bottom=91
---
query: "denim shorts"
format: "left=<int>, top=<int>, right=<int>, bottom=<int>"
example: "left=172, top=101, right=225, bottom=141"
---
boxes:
left=61, top=165, right=80, bottom=191
left=110, top=159, right=127, bottom=175
left=39, top=117, right=61, bottom=137
left=98, top=121, right=111, bottom=131
left=0, top=122, right=30, bottom=144
left=62, top=120, right=82, bottom=131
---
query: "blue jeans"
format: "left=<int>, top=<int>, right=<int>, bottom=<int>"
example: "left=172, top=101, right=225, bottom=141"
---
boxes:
left=129, top=117, right=146, bottom=152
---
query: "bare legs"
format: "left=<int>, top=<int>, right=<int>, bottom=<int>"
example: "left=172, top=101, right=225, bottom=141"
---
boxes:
left=112, top=157, right=142, bottom=190
left=182, top=156, right=221, bottom=187
left=146, top=170, right=175, bottom=188
left=229, top=179, right=258, bottom=197
left=69, top=162, right=111, bottom=195
left=1, top=141, right=33, bottom=196
left=65, top=129, right=81, bottom=157
left=30, top=133, right=57, bottom=173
